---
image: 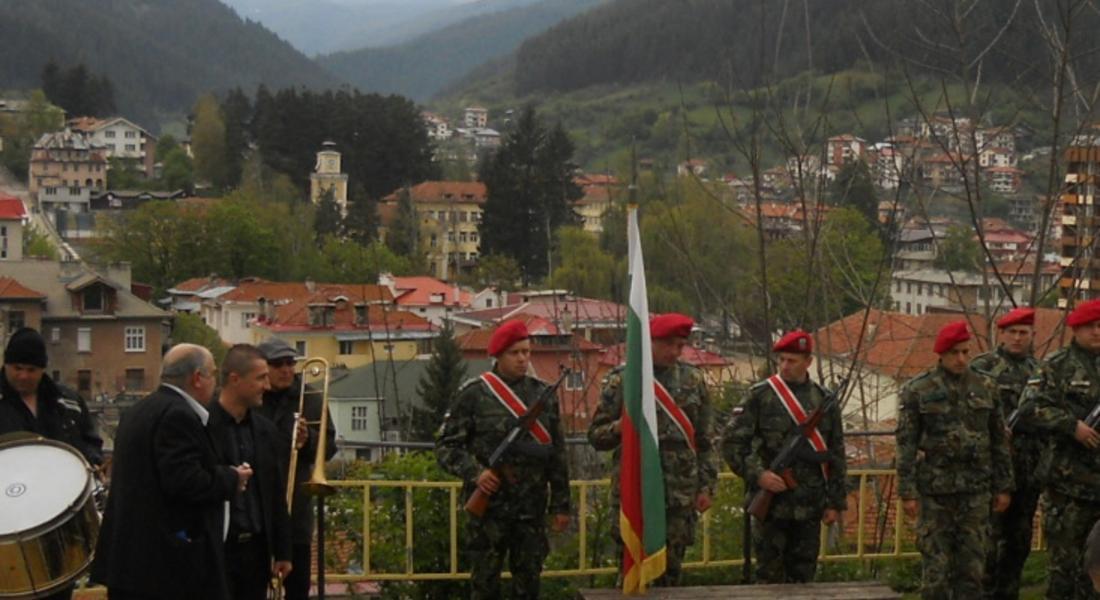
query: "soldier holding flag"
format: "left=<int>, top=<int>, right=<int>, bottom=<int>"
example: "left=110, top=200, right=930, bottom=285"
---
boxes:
left=435, top=319, right=570, bottom=600
left=589, top=313, right=719, bottom=587
left=722, top=330, right=848, bottom=583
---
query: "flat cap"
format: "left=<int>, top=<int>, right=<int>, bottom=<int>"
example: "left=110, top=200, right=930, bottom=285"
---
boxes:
left=257, top=337, right=298, bottom=361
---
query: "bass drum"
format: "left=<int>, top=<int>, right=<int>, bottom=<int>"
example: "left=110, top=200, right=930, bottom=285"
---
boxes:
left=0, top=434, right=100, bottom=599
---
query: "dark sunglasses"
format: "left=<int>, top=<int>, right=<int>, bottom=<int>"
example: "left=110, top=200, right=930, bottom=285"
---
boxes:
left=267, top=358, right=296, bottom=368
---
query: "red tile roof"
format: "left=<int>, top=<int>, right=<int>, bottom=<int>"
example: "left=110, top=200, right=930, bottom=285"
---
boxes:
left=0, top=196, right=26, bottom=220
left=392, top=276, right=472, bottom=307
left=0, top=277, right=46, bottom=299
left=216, top=279, right=393, bottom=305
left=456, top=315, right=603, bottom=353
left=457, top=295, right=628, bottom=326
left=382, top=181, right=487, bottom=205
left=263, top=299, right=431, bottom=332
left=599, top=343, right=731, bottom=367
left=815, top=307, right=1072, bottom=381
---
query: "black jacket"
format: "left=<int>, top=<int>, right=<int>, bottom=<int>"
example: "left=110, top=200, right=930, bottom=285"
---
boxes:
left=257, top=377, right=337, bottom=544
left=90, top=385, right=238, bottom=600
left=207, top=400, right=293, bottom=563
left=0, top=371, right=103, bottom=465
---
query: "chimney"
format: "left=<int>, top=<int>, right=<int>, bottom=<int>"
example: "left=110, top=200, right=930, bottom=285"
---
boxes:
left=305, top=279, right=315, bottom=293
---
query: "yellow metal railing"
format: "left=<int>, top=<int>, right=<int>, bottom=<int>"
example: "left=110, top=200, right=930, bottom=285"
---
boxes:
left=324, top=468, right=924, bottom=582
left=76, top=467, right=1043, bottom=595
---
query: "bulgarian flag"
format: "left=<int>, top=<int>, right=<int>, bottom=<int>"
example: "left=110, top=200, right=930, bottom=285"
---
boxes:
left=619, top=205, right=667, bottom=593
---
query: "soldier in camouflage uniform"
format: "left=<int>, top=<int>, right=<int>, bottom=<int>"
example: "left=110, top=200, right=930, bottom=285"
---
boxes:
left=435, top=320, right=571, bottom=599
left=588, top=313, right=718, bottom=586
left=969, top=307, right=1041, bottom=600
left=897, top=320, right=1013, bottom=599
left=723, top=329, right=848, bottom=583
left=1025, top=299, right=1100, bottom=599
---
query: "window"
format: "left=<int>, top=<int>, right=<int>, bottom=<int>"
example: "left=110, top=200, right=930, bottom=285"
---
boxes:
left=124, top=326, right=146, bottom=352
left=7, top=310, right=25, bottom=332
left=351, top=405, right=370, bottom=432
left=82, top=287, right=104, bottom=312
left=905, top=302, right=912, bottom=314
left=51, top=327, right=60, bottom=343
left=916, top=304, right=922, bottom=314
left=105, top=131, right=116, bottom=139
left=124, top=130, right=136, bottom=139
left=77, top=328, right=91, bottom=352
left=124, top=368, right=145, bottom=390
left=241, top=312, right=256, bottom=328
left=339, top=340, right=354, bottom=355
left=565, top=370, right=585, bottom=391
left=906, top=282, right=912, bottom=294
left=294, top=341, right=306, bottom=356
left=124, top=144, right=136, bottom=152
left=895, top=280, right=901, bottom=292
left=77, top=370, right=91, bottom=393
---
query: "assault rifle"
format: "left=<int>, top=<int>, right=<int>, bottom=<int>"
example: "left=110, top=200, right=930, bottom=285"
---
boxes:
left=464, top=370, right=569, bottom=517
left=746, top=378, right=849, bottom=521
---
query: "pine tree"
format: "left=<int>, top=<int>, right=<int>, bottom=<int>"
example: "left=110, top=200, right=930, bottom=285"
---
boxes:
left=345, top=182, right=378, bottom=245
left=386, top=187, right=420, bottom=258
left=314, top=186, right=344, bottom=242
left=412, top=323, right=468, bottom=441
left=479, top=106, right=582, bottom=284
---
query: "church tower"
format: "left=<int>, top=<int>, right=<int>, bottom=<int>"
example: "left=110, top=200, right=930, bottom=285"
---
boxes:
left=309, top=141, right=349, bottom=216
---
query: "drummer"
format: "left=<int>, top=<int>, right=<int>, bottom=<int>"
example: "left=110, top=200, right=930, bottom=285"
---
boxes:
left=0, top=327, right=103, bottom=599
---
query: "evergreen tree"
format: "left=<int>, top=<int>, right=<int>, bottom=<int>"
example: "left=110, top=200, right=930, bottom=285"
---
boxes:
left=220, top=88, right=252, bottom=187
left=314, top=186, right=344, bottom=242
left=386, top=187, right=421, bottom=258
left=412, top=324, right=468, bottom=441
left=479, top=106, right=582, bottom=284
left=344, top=182, right=378, bottom=245
left=829, top=161, right=879, bottom=232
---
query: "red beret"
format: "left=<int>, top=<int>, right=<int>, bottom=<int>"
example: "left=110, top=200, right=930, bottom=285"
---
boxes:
left=487, top=320, right=529, bottom=356
left=650, top=313, right=694, bottom=339
left=773, top=330, right=813, bottom=354
left=997, top=307, right=1035, bottom=329
left=1067, top=299, right=1100, bottom=328
left=933, top=320, right=971, bottom=354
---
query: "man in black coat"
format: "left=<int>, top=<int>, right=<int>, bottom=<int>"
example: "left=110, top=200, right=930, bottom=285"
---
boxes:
left=208, top=344, right=293, bottom=600
left=256, top=338, right=337, bottom=600
left=0, top=327, right=103, bottom=600
left=91, top=344, right=252, bottom=600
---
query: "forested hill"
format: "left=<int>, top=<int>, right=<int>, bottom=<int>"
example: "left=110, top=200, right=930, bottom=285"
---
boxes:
left=506, top=0, right=1100, bottom=95
left=0, top=0, right=341, bottom=128
left=318, top=0, right=603, bottom=101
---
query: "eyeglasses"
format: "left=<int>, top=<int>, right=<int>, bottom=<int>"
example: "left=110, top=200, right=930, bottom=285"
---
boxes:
left=267, top=358, right=296, bottom=368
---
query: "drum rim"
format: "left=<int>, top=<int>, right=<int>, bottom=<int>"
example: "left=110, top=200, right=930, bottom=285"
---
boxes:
left=0, top=436, right=97, bottom=542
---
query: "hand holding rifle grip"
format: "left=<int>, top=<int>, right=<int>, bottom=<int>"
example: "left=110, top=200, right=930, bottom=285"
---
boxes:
left=464, top=370, right=571, bottom=517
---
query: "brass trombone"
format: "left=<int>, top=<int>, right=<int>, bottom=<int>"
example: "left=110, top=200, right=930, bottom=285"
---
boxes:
left=272, top=357, right=336, bottom=600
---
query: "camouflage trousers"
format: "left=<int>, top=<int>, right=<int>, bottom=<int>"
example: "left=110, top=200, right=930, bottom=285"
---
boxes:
left=982, top=484, right=1040, bottom=600
left=466, top=515, right=548, bottom=600
left=916, top=492, right=991, bottom=600
left=1043, top=493, right=1100, bottom=600
left=751, top=516, right=820, bottom=583
left=611, top=504, right=697, bottom=586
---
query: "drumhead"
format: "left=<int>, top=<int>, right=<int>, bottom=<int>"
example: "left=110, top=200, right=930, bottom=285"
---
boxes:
left=0, top=442, right=90, bottom=537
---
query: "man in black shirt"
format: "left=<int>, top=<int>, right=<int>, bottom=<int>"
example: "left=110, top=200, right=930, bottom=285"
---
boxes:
left=208, top=344, right=293, bottom=600
left=0, top=327, right=102, bottom=600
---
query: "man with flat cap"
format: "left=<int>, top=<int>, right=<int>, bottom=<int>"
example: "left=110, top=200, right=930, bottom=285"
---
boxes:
left=723, top=329, right=848, bottom=583
left=970, top=307, right=1042, bottom=599
left=589, top=313, right=718, bottom=586
left=254, top=337, right=336, bottom=600
left=0, top=329, right=103, bottom=599
left=436, top=319, right=570, bottom=599
left=1027, top=299, right=1100, bottom=598
left=897, top=320, right=1013, bottom=599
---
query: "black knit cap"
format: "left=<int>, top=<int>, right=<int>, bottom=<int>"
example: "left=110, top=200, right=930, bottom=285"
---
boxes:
left=4, top=327, right=48, bottom=368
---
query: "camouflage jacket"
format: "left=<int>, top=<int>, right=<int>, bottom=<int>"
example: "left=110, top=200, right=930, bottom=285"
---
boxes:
left=896, top=366, right=1013, bottom=499
left=970, top=346, right=1039, bottom=421
left=1025, top=341, right=1100, bottom=502
left=722, top=376, right=848, bottom=520
left=434, top=370, right=571, bottom=519
left=588, top=362, right=718, bottom=510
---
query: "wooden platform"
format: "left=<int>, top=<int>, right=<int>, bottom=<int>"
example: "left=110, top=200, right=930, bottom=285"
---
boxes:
left=577, top=582, right=902, bottom=599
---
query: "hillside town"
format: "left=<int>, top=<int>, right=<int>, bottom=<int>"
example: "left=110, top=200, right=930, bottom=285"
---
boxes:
left=7, top=1, right=1100, bottom=598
